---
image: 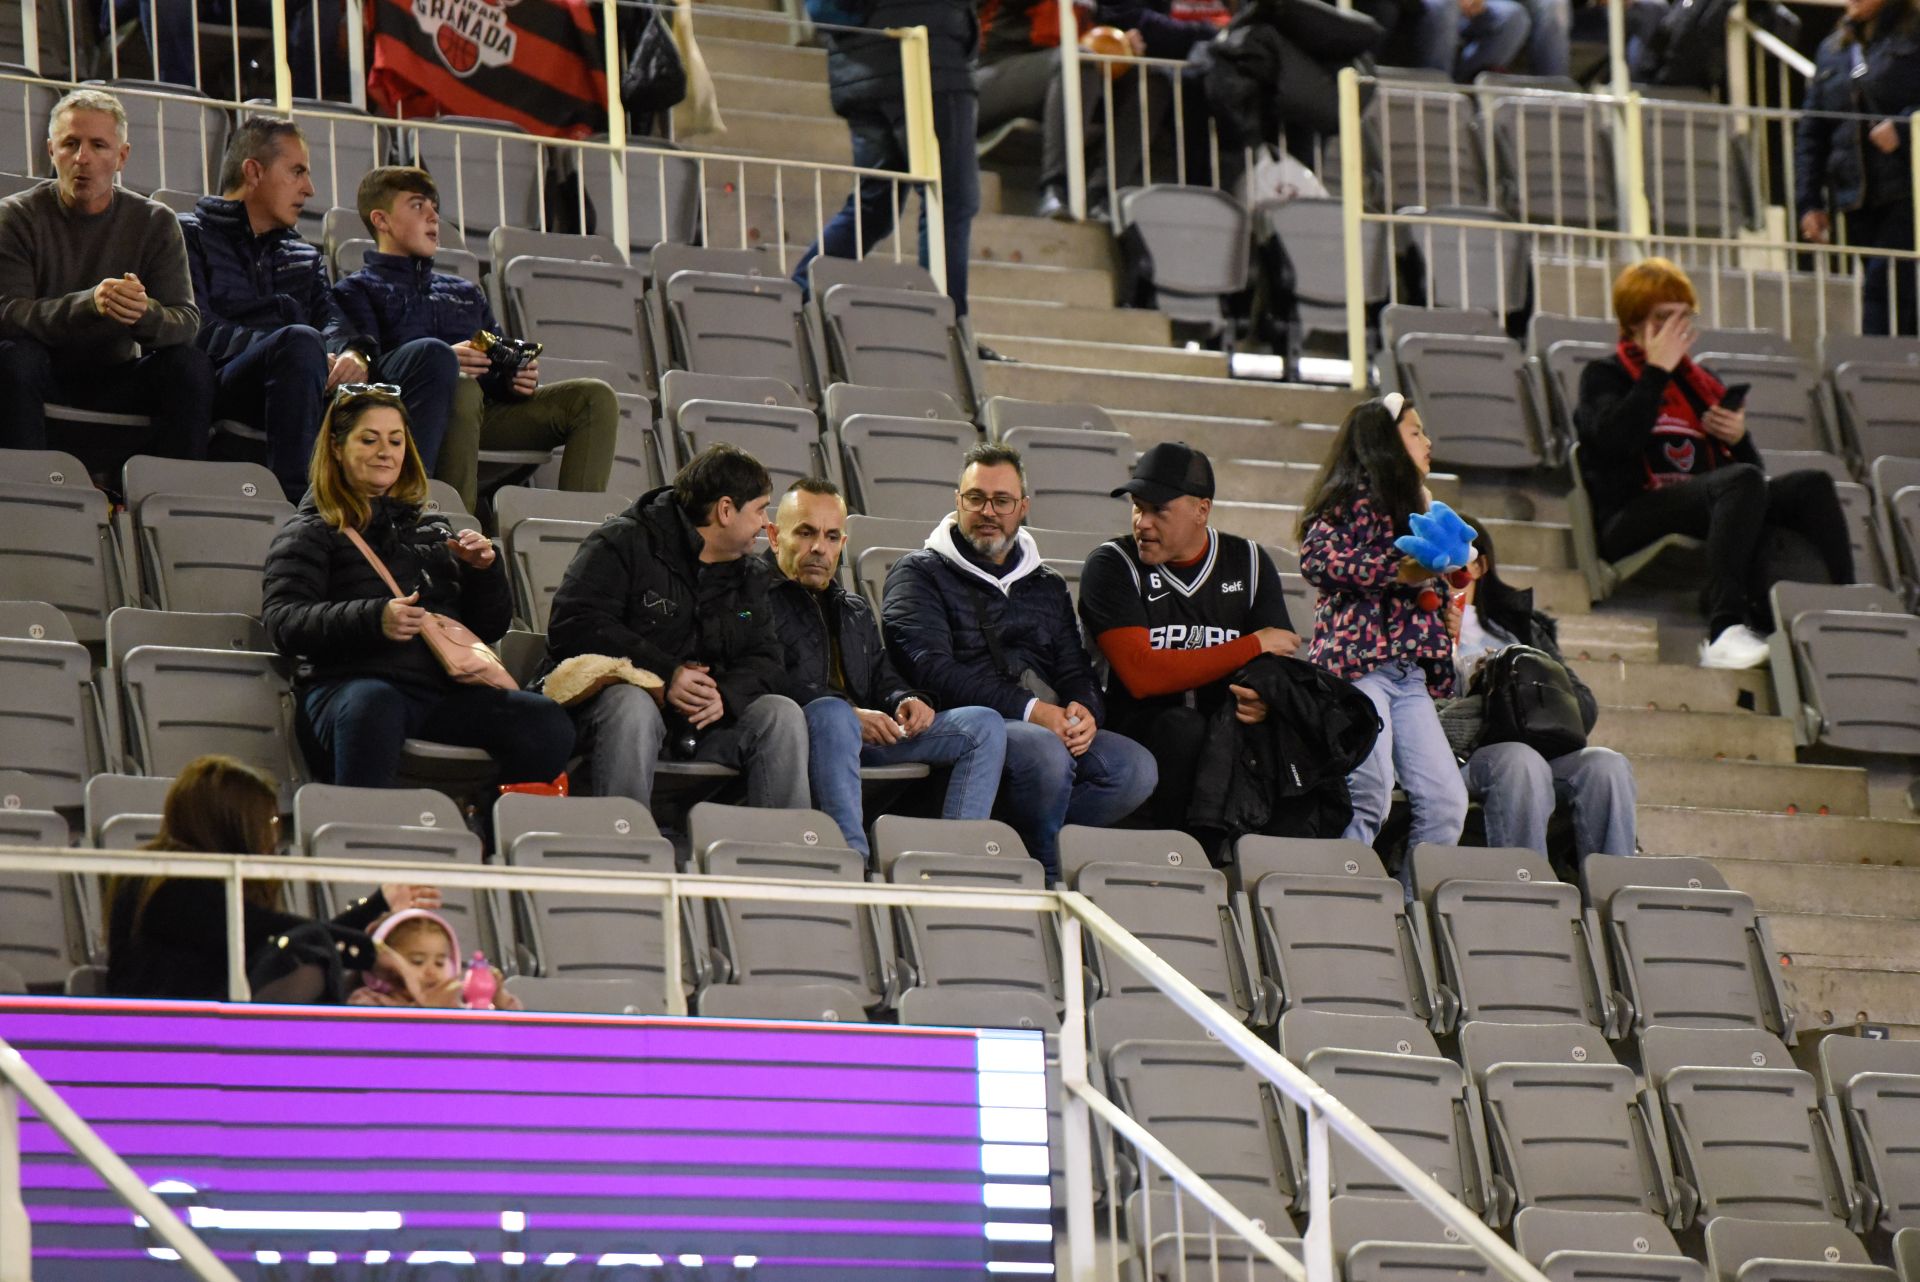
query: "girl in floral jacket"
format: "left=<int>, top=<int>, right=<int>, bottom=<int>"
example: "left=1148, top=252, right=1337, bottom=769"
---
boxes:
left=1298, top=394, right=1469, bottom=860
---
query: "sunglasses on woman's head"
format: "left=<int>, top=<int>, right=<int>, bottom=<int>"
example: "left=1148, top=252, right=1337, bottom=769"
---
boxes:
left=333, top=382, right=402, bottom=401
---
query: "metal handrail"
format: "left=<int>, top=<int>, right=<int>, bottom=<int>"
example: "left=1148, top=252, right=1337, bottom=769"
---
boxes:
left=0, top=840, right=1551, bottom=1282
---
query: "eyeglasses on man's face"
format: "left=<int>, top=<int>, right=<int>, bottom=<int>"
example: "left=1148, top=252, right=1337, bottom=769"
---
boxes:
left=958, top=490, right=1023, bottom=515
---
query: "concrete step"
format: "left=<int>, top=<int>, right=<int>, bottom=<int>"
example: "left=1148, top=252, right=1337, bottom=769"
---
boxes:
left=1457, top=480, right=1573, bottom=526
left=688, top=6, right=805, bottom=43
left=699, top=171, right=1005, bottom=250
left=1556, top=613, right=1663, bottom=664
left=886, top=212, right=1116, bottom=274
left=1211, top=459, right=1327, bottom=507
left=979, top=335, right=1227, bottom=378
left=1113, top=412, right=1338, bottom=471
left=1715, top=856, right=1920, bottom=918
left=1501, top=565, right=1590, bottom=616
left=1781, top=963, right=1920, bottom=1030
left=972, top=262, right=1116, bottom=308
left=710, top=73, right=833, bottom=118
left=972, top=298, right=1171, bottom=347
left=694, top=0, right=785, bottom=13
left=696, top=35, right=826, bottom=82
left=1589, top=709, right=1797, bottom=763
left=1640, top=805, right=1920, bottom=865
left=1584, top=660, right=1771, bottom=714
left=1772, top=913, right=1920, bottom=970
left=1481, top=517, right=1573, bottom=571
left=983, top=363, right=1366, bottom=427
left=683, top=110, right=851, bottom=168
left=1627, top=756, right=1872, bottom=816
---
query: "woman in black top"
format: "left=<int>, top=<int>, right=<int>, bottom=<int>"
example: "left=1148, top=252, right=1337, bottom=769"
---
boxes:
left=1574, top=259, right=1853, bottom=669
left=105, top=755, right=438, bottom=1001
left=1796, top=0, right=1920, bottom=335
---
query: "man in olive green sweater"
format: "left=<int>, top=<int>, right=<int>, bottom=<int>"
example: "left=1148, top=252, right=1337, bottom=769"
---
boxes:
left=0, top=87, right=213, bottom=468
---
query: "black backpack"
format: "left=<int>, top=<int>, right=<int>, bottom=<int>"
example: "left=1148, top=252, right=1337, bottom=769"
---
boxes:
left=1634, top=0, right=1797, bottom=91
left=1475, top=644, right=1588, bottom=759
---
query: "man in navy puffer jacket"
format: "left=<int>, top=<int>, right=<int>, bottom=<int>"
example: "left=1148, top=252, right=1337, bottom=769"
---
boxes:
left=179, top=117, right=456, bottom=499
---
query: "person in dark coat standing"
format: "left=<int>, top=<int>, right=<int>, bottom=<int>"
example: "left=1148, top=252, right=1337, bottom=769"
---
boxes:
left=545, top=444, right=810, bottom=812
left=1796, top=0, right=1920, bottom=334
left=793, top=0, right=983, bottom=318
left=261, top=386, right=574, bottom=789
left=179, top=116, right=400, bottom=501
left=882, top=442, right=1156, bottom=879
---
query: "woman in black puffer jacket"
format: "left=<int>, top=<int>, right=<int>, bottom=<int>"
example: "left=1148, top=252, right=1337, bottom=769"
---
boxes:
left=1795, top=0, right=1920, bottom=334
left=261, top=385, right=573, bottom=789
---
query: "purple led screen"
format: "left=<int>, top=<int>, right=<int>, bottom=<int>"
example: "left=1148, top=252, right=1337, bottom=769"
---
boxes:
left=0, top=997, right=1054, bottom=1281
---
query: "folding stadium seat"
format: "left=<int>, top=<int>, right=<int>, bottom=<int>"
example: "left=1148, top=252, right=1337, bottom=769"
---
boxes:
left=1638, top=95, right=1756, bottom=238
left=1512, top=1209, right=1706, bottom=1282
left=405, top=117, right=542, bottom=237
left=1769, top=581, right=1920, bottom=754
left=1456, top=1020, right=1672, bottom=1228
left=1825, top=333, right=1920, bottom=374
left=1398, top=205, right=1531, bottom=317
left=147, top=187, right=199, bottom=216
left=493, top=487, right=627, bottom=633
left=1642, top=1024, right=1860, bottom=1230
left=1581, top=853, right=1793, bottom=1039
left=1258, top=196, right=1392, bottom=369
left=1530, top=315, right=1615, bottom=464
left=105, top=79, right=226, bottom=195
left=997, top=425, right=1131, bottom=533
left=293, top=783, right=493, bottom=953
left=1360, top=80, right=1492, bottom=211
left=896, top=985, right=1059, bottom=1032
left=493, top=792, right=682, bottom=1014
left=661, top=267, right=819, bottom=399
left=85, top=772, right=171, bottom=851
left=824, top=380, right=971, bottom=433
left=1832, top=360, right=1920, bottom=467
left=0, top=76, right=58, bottom=180
left=1058, top=826, right=1268, bottom=1024
left=1876, top=462, right=1920, bottom=595
left=696, top=983, right=870, bottom=1021
left=697, top=838, right=891, bottom=1010
left=1116, top=186, right=1251, bottom=339
left=1691, top=351, right=1828, bottom=454
left=1332, top=1196, right=1489, bottom=1282
left=1233, top=835, right=1438, bottom=1027
left=1127, top=1190, right=1302, bottom=1282
left=119, top=455, right=294, bottom=615
left=0, top=788, right=80, bottom=991
left=587, top=141, right=701, bottom=260
left=1835, top=478, right=1897, bottom=589
left=420, top=479, right=482, bottom=536
left=818, top=283, right=975, bottom=414
left=982, top=396, right=1117, bottom=440
left=1408, top=844, right=1616, bottom=1035
left=1486, top=90, right=1616, bottom=228
left=1275, top=1007, right=1492, bottom=1211
left=0, top=447, right=125, bottom=643
left=845, top=513, right=933, bottom=610
left=839, top=414, right=978, bottom=520
left=1704, top=1219, right=1893, bottom=1282
left=494, top=245, right=651, bottom=395
left=807, top=254, right=940, bottom=299
left=1386, top=307, right=1544, bottom=468
left=489, top=226, right=623, bottom=273
left=870, top=815, right=1057, bottom=1004
left=674, top=399, right=825, bottom=495
left=0, top=603, right=106, bottom=810
left=1819, top=1035, right=1920, bottom=1241
left=1696, top=327, right=1799, bottom=360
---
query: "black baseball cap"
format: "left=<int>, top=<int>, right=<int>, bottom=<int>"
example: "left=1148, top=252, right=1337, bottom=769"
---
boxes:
left=1111, top=441, right=1215, bottom=504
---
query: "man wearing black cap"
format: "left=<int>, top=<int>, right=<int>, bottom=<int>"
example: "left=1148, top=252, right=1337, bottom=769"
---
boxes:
left=1079, top=441, right=1301, bottom=828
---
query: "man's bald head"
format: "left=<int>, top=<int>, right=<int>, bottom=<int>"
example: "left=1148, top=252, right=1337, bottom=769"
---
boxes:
left=770, top=478, right=848, bottom=590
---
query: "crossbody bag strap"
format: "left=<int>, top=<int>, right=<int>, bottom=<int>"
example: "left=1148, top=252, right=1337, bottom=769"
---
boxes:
left=341, top=525, right=407, bottom=599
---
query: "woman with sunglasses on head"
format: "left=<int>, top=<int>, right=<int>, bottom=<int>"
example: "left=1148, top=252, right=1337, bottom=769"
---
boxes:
left=1575, top=258, right=1854, bottom=671
left=261, top=384, right=575, bottom=789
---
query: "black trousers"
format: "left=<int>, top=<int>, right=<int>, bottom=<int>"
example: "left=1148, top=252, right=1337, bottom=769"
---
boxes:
left=1850, top=200, right=1917, bottom=338
left=1599, top=464, right=1854, bottom=636
left=0, top=338, right=215, bottom=478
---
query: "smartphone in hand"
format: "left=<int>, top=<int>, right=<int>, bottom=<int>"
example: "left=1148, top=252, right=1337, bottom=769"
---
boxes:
left=1718, top=382, right=1751, bottom=412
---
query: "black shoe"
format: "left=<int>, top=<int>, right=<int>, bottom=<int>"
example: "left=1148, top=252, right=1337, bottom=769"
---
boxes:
left=1036, top=187, right=1070, bottom=220
left=977, top=343, right=1016, bottom=363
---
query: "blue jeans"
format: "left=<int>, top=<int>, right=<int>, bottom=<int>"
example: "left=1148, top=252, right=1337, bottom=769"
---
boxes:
left=997, top=720, right=1158, bottom=880
left=300, top=677, right=575, bottom=789
left=1344, top=661, right=1469, bottom=851
left=793, top=88, right=981, bottom=315
left=372, top=338, right=462, bottom=477
left=1414, top=0, right=1533, bottom=81
left=211, top=324, right=328, bottom=499
left=804, top=699, right=1007, bottom=859
left=1463, top=742, right=1637, bottom=859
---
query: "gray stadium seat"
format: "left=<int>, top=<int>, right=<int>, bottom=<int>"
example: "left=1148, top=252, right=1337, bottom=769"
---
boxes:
left=1128, top=1189, right=1302, bottom=1282
left=982, top=396, right=1117, bottom=440
left=1703, top=1218, right=1892, bottom=1282
left=1639, top=96, right=1754, bottom=238
left=1642, top=1024, right=1854, bottom=1228
left=121, top=455, right=293, bottom=615
left=294, top=783, right=492, bottom=953
left=1876, top=487, right=1920, bottom=598
left=503, top=974, right=658, bottom=1015
left=147, top=186, right=199, bottom=216
left=332, top=236, right=483, bottom=285
left=84, top=772, right=171, bottom=851
left=1820, top=1035, right=1920, bottom=1237
left=896, top=985, right=1060, bottom=1032
left=1697, top=327, right=1799, bottom=360
left=1393, top=330, right=1544, bottom=468
left=1539, top=340, right=1612, bottom=464
left=104, top=79, right=226, bottom=195
left=1513, top=1208, right=1706, bottom=1282
left=489, top=225, right=624, bottom=273
left=663, top=269, right=818, bottom=399
left=675, top=399, right=824, bottom=493
left=998, top=425, right=1132, bottom=533
left=494, top=792, right=680, bottom=1011
left=0, top=802, right=78, bottom=989
left=1117, top=185, right=1250, bottom=335
left=1408, top=844, right=1614, bottom=1034
left=1457, top=1020, right=1667, bottom=1225
left=1834, top=479, right=1895, bottom=589
left=1399, top=204, right=1530, bottom=317
left=824, top=381, right=970, bottom=435
left=1276, top=1007, right=1489, bottom=1209
left=808, top=255, right=940, bottom=299
left=1059, top=826, right=1266, bottom=1024
left=406, top=117, right=541, bottom=237
left=818, top=283, right=974, bottom=414
left=1785, top=596, right=1920, bottom=753
left=1581, top=853, right=1792, bottom=1039
left=1833, top=361, right=1920, bottom=467
left=839, top=414, right=978, bottom=520
left=1693, top=351, right=1828, bottom=454
left=1762, top=449, right=1852, bottom=481
left=883, top=849, right=1055, bottom=1002
left=1260, top=196, right=1391, bottom=367
left=1367, top=82, right=1491, bottom=210
left=1332, top=1195, right=1486, bottom=1282
left=697, top=982, right=870, bottom=1021
left=500, top=520, right=594, bottom=633
left=422, top=479, right=481, bottom=534
left=0, top=78, right=58, bottom=179
left=106, top=605, right=270, bottom=660
left=589, top=141, right=701, bottom=256
left=1234, top=835, right=1437, bottom=1026
left=0, top=621, right=104, bottom=809
left=0, top=448, right=123, bottom=643
left=497, top=255, right=651, bottom=393
left=1487, top=92, right=1616, bottom=228
left=115, top=643, right=301, bottom=806
left=699, top=839, right=888, bottom=1008
left=688, top=801, right=843, bottom=859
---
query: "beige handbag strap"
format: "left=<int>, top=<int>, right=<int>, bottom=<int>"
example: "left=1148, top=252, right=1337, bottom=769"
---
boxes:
left=342, top=525, right=409, bottom=599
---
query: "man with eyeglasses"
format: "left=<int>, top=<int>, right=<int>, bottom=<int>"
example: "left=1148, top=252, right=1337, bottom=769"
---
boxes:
left=882, top=442, right=1157, bottom=880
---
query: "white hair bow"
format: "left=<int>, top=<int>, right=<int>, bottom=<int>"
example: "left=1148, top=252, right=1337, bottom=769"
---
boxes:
left=1381, top=392, right=1406, bottom=421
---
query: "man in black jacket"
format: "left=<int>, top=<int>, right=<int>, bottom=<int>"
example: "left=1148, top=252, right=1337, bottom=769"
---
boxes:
left=882, top=443, right=1156, bottom=879
left=546, top=444, right=809, bottom=810
left=764, top=478, right=1005, bottom=859
left=179, top=117, right=387, bottom=499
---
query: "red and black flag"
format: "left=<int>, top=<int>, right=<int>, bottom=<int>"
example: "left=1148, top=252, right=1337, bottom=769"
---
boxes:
left=369, top=0, right=609, bottom=139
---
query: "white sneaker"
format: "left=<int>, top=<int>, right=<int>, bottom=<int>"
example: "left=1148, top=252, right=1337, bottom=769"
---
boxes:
left=1699, top=624, right=1771, bottom=669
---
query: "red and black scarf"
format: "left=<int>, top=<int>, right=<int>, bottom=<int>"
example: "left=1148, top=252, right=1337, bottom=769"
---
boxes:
left=1616, top=339, right=1729, bottom=490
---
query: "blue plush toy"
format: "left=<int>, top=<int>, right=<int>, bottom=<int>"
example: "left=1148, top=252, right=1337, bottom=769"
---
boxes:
left=1394, top=500, right=1476, bottom=574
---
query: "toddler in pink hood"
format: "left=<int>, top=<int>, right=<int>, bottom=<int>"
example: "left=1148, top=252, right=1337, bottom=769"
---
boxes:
left=348, top=908, right=521, bottom=1010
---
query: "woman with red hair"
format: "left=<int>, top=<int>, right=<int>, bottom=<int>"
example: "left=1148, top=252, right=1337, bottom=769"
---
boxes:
left=1574, top=258, right=1853, bottom=669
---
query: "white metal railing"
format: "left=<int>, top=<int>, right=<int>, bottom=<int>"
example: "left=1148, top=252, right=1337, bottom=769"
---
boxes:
left=0, top=841, right=1552, bottom=1282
